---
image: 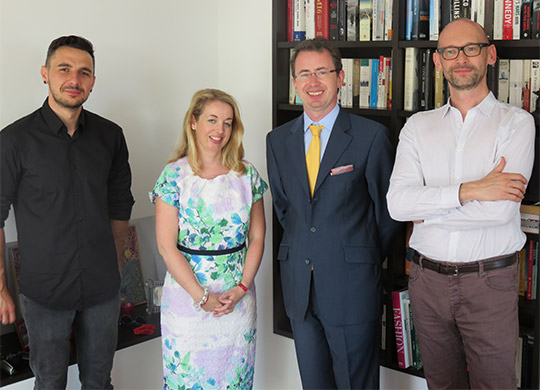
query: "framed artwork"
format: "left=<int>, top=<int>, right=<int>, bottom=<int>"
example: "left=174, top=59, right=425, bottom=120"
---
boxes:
left=145, top=279, right=164, bottom=314
left=120, top=226, right=146, bottom=305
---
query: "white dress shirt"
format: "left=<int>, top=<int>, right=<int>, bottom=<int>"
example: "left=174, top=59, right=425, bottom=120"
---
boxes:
left=387, top=92, right=535, bottom=263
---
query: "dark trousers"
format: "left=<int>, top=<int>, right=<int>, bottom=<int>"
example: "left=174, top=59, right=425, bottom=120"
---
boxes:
left=20, top=293, right=120, bottom=390
left=290, top=279, right=380, bottom=390
left=408, top=258, right=519, bottom=390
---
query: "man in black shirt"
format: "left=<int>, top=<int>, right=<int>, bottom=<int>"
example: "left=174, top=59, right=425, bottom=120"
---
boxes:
left=0, top=35, right=134, bottom=389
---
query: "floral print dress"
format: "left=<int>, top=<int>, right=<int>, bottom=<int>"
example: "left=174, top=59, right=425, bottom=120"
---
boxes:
left=149, top=157, right=267, bottom=390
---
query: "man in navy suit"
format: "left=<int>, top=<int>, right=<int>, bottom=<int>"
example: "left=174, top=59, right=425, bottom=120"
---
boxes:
left=266, top=38, right=399, bottom=389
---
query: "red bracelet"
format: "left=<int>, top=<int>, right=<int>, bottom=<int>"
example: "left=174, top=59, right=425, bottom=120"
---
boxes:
left=238, top=282, right=248, bottom=292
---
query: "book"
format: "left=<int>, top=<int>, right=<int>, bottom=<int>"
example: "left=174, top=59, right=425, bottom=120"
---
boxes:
left=521, top=204, right=540, bottom=234
left=452, top=0, right=462, bottom=20
left=387, top=57, right=393, bottom=109
left=503, top=0, right=514, bottom=39
left=359, top=0, right=372, bottom=40
left=347, top=0, right=359, bottom=41
left=359, top=58, right=371, bottom=108
left=377, top=55, right=386, bottom=108
left=519, top=247, right=527, bottom=296
left=329, top=0, right=339, bottom=40
left=522, top=0, right=533, bottom=38
left=338, top=0, right=347, bottom=40
left=509, top=59, right=524, bottom=107
left=404, top=47, right=420, bottom=111
left=434, top=67, right=445, bottom=108
left=514, top=0, right=522, bottom=39
left=533, top=0, right=540, bottom=38
left=474, top=0, right=486, bottom=27
left=373, top=0, right=386, bottom=40
left=531, top=59, right=540, bottom=112
left=392, top=289, right=412, bottom=369
left=406, top=0, right=414, bottom=40
left=353, top=58, right=361, bottom=107
left=498, top=58, right=510, bottom=103
left=288, top=0, right=294, bottom=41
left=294, top=0, right=307, bottom=41
left=485, top=0, right=495, bottom=38
left=527, top=239, right=535, bottom=300
left=523, top=59, right=531, bottom=111
left=384, top=0, right=393, bottom=39
left=315, top=0, right=330, bottom=38
left=494, top=0, right=504, bottom=38
left=430, top=0, right=440, bottom=40
left=441, top=0, right=452, bottom=28
left=306, top=0, right=316, bottom=39
left=461, top=0, right=472, bottom=18
left=345, top=58, right=354, bottom=107
left=370, top=58, right=379, bottom=108
left=418, top=0, right=430, bottom=39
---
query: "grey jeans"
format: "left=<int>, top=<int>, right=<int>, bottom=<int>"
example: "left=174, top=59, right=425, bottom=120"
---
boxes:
left=408, top=256, right=519, bottom=390
left=20, top=293, right=120, bottom=390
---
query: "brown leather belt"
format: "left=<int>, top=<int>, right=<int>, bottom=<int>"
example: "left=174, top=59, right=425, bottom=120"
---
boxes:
left=412, top=250, right=517, bottom=276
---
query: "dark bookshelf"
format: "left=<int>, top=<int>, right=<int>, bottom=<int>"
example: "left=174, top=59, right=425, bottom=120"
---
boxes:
left=272, top=0, right=540, bottom=387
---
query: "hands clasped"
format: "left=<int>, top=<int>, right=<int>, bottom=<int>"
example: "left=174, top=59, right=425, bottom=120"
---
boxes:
left=201, top=286, right=247, bottom=317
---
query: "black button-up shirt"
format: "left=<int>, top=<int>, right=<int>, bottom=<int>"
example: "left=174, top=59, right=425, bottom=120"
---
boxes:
left=0, top=99, right=135, bottom=310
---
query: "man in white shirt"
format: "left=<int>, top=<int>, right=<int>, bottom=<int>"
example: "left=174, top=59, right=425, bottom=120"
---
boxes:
left=387, top=18, right=535, bottom=389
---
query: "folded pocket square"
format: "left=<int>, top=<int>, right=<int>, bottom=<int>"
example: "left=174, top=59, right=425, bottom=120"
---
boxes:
left=330, top=164, right=354, bottom=176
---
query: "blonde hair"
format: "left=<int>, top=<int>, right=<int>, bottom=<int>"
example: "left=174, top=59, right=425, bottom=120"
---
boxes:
left=169, top=89, right=246, bottom=175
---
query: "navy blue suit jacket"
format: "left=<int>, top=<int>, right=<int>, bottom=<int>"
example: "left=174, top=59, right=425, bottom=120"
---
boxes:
left=266, top=109, right=400, bottom=326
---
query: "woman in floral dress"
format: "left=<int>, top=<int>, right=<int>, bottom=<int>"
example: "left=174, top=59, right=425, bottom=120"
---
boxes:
left=150, top=89, right=267, bottom=390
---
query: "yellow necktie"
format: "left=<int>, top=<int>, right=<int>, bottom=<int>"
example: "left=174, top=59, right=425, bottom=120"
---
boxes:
left=306, top=124, right=323, bottom=197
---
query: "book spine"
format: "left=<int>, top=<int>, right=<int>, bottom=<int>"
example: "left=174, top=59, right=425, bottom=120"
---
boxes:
left=347, top=58, right=354, bottom=107
left=461, top=0, right=472, bottom=18
left=387, top=57, right=393, bottom=109
left=532, top=0, right=540, bottom=38
left=418, top=0, right=430, bottom=39
left=359, top=0, right=372, bottom=40
left=434, top=68, right=444, bottom=108
left=523, top=59, right=531, bottom=111
left=347, top=0, right=359, bottom=41
left=338, top=0, right=347, bottom=40
left=404, top=47, right=420, bottom=111
left=288, top=0, right=294, bottom=42
left=294, top=0, right=307, bottom=41
left=360, top=58, right=371, bottom=108
left=509, top=59, right=524, bottom=107
left=370, top=58, right=379, bottom=108
left=521, top=1, right=532, bottom=38
left=441, top=0, right=452, bottom=28
left=519, top=248, right=527, bottom=296
left=353, top=58, right=361, bottom=107
left=530, top=59, right=539, bottom=112
left=430, top=0, right=440, bottom=40
left=412, top=0, right=420, bottom=40
left=406, top=0, right=413, bottom=40
left=315, top=0, right=330, bottom=38
left=425, top=49, right=434, bottom=109
left=485, top=0, right=494, bottom=38
left=514, top=0, right=522, bottom=39
left=527, top=240, right=534, bottom=300
left=494, top=0, right=504, bottom=38
left=503, top=0, right=514, bottom=39
left=377, top=55, right=386, bottom=108
left=498, top=59, right=510, bottom=103
left=392, top=290, right=407, bottom=369
left=477, top=0, right=486, bottom=27
left=452, top=0, right=462, bottom=20
left=385, top=0, right=394, bottom=40
left=374, top=0, right=385, bottom=40
left=306, top=0, right=316, bottom=39
left=329, top=0, right=339, bottom=40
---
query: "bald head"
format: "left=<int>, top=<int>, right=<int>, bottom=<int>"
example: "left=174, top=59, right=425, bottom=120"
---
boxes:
left=438, top=18, right=489, bottom=49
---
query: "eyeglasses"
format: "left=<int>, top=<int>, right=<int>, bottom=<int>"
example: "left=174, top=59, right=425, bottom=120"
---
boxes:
left=437, top=43, right=490, bottom=60
left=294, top=69, right=338, bottom=81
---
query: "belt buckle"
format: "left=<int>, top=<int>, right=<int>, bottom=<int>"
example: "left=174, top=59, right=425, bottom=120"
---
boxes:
left=453, top=265, right=459, bottom=276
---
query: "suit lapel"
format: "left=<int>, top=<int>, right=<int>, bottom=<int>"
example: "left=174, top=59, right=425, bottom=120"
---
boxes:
left=314, top=110, right=352, bottom=194
left=286, top=116, right=310, bottom=197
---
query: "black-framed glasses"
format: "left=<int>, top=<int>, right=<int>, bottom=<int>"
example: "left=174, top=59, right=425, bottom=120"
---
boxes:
left=437, top=43, right=490, bottom=60
left=294, top=69, right=338, bottom=81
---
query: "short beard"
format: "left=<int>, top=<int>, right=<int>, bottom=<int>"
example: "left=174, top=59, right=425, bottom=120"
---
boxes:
left=444, top=66, right=483, bottom=91
left=51, top=88, right=87, bottom=111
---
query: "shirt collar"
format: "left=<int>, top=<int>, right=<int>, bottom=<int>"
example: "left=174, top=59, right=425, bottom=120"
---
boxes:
left=40, top=98, right=86, bottom=136
left=303, top=104, right=340, bottom=133
left=441, top=91, right=496, bottom=119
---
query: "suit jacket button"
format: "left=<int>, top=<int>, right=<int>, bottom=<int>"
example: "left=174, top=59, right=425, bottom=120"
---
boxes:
left=310, top=227, right=317, bottom=233
left=305, top=259, right=311, bottom=264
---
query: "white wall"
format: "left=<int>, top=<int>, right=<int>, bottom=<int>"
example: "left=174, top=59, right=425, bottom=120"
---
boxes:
left=0, top=1, right=426, bottom=388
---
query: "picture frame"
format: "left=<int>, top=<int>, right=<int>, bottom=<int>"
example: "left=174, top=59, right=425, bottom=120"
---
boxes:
left=145, top=279, right=164, bottom=314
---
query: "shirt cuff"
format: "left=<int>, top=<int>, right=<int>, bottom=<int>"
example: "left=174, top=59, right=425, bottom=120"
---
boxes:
left=423, top=184, right=461, bottom=225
